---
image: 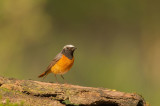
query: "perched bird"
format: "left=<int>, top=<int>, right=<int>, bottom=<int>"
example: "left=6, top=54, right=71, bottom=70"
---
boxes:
left=38, top=45, right=76, bottom=82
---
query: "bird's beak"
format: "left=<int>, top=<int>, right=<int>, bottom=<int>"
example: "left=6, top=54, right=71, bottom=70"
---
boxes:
left=72, top=47, right=77, bottom=51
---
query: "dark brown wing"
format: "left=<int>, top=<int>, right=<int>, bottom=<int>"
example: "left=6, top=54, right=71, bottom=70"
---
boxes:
left=38, top=52, right=62, bottom=78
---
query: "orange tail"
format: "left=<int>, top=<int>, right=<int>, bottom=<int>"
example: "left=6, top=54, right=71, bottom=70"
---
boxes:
left=38, top=70, right=50, bottom=78
left=38, top=72, right=46, bottom=78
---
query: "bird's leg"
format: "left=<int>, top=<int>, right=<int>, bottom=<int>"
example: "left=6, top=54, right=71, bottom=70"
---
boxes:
left=54, top=74, right=58, bottom=83
left=61, top=75, right=64, bottom=80
left=43, top=73, right=48, bottom=80
left=61, top=75, right=67, bottom=84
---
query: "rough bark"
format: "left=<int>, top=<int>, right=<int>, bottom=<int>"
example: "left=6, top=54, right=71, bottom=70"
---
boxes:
left=0, top=76, right=147, bottom=106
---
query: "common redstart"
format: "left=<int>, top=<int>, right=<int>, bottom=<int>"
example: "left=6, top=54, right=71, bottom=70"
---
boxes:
left=38, top=45, right=76, bottom=81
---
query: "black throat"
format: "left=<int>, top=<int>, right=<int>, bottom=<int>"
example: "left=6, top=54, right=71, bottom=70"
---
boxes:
left=62, top=50, right=74, bottom=60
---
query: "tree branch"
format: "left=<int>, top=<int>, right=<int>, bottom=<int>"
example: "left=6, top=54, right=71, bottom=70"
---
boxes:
left=0, top=76, right=147, bottom=106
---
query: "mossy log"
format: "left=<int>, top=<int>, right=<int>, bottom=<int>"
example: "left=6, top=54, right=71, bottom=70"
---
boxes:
left=0, top=76, right=147, bottom=106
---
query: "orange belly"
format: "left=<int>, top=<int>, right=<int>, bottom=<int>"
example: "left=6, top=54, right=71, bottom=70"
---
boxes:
left=51, top=55, right=74, bottom=74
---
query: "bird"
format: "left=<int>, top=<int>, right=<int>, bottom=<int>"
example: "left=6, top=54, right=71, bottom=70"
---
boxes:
left=38, top=45, right=76, bottom=82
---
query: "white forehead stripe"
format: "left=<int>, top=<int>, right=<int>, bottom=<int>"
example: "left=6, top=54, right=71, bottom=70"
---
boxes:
left=64, top=45, right=75, bottom=48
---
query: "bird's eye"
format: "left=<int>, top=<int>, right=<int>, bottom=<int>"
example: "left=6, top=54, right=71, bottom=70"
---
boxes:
left=66, top=47, right=69, bottom=49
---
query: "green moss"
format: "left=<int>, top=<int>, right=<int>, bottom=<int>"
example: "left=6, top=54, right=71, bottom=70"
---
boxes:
left=0, top=88, right=22, bottom=94
left=0, top=88, right=25, bottom=106
left=0, top=99, right=24, bottom=106
left=62, top=99, right=79, bottom=106
left=0, top=88, right=10, bottom=92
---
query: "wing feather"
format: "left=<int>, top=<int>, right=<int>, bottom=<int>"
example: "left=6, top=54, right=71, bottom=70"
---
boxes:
left=38, top=52, right=62, bottom=78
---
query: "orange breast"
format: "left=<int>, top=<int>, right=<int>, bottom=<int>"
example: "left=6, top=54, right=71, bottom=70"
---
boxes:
left=51, top=55, right=74, bottom=74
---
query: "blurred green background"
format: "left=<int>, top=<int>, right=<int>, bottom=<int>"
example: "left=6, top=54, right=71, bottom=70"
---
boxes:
left=0, top=0, right=160, bottom=105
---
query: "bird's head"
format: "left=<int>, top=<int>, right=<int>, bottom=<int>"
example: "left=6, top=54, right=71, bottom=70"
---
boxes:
left=62, top=45, right=76, bottom=59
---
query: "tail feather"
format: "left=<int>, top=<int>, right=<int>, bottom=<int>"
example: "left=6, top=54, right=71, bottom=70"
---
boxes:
left=38, top=72, right=46, bottom=78
left=38, top=70, right=50, bottom=78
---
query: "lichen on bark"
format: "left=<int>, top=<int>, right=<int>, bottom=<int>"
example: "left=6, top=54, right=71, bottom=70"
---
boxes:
left=0, top=76, right=147, bottom=106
